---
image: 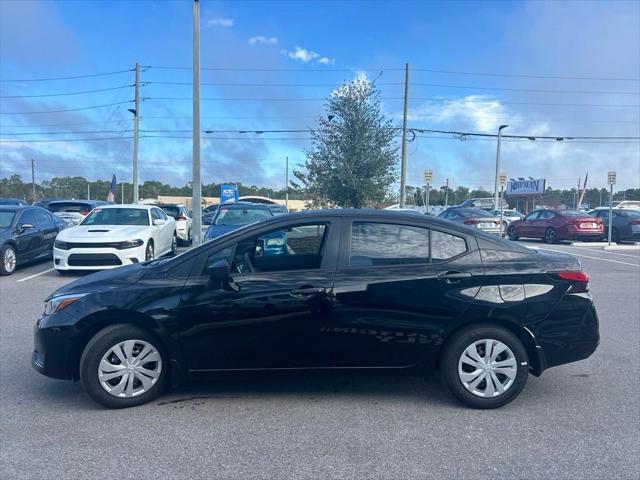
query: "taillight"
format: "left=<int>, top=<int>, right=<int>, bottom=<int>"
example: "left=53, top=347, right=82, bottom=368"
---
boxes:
left=178, top=215, right=187, bottom=220
left=80, top=210, right=89, bottom=216
left=630, top=220, right=640, bottom=225
left=552, top=271, right=589, bottom=293
left=464, top=219, right=479, bottom=225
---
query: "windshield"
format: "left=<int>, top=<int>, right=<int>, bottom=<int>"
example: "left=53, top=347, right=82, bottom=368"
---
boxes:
left=49, top=202, right=93, bottom=214
left=214, top=208, right=272, bottom=226
left=269, top=205, right=288, bottom=214
left=81, top=208, right=150, bottom=226
left=0, top=211, right=16, bottom=228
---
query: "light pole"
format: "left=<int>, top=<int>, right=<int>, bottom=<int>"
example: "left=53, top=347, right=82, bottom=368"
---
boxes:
left=423, top=169, right=432, bottom=214
left=607, top=171, right=616, bottom=245
left=493, top=125, right=508, bottom=210
left=285, top=156, right=289, bottom=209
left=499, top=172, right=507, bottom=236
left=191, top=0, right=202, bottom=246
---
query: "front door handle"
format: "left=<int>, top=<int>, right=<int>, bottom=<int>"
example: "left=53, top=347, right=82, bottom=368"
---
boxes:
left=290, top=287, right=325, bottom=296
left=437, top=271, right=472, bottom=284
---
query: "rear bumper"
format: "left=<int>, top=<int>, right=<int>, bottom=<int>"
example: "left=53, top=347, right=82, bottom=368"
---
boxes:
left=528, top=292, right=600, bottom=372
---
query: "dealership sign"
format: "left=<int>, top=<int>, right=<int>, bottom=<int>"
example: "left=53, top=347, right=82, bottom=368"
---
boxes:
left=220, top=183, right=239, bottom=204
left=506, top=179, right=546, bottom=196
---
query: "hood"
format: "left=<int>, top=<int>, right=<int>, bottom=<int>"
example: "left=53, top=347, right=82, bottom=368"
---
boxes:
left=205, top=223, right=244, bottom=239
left=47, top=263, right=147, bottom=300
left=57, top=224, right=150, bottom=241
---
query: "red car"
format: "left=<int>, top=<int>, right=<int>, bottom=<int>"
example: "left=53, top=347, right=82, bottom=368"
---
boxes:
left=507, top=209, right=604, bottom=244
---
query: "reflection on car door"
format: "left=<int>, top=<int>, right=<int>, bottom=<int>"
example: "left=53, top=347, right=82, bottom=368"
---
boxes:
left=151, top=208, right=169, bottom=253
left=329, top=220, right=483, bottom=368
left=176, top=219, right=341, bottom=370
left=15, top=209, right=43, bottom=263
left=34, top=209, right=58, bottom=257
left=520, top=211, right=540, bottom=237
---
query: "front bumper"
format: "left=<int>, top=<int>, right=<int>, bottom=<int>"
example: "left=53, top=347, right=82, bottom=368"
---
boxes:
left=53, top=245, right=146, bottom=270
left=32, top=316, right=78, bottom=380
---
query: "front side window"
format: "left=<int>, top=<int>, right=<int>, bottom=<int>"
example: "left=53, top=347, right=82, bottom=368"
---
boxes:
left=231, top=223, right=328, bottom=274
left=524, top=211, right=540, bottom=221
left=350, top=222, right=429, bottom=267
left=539, top=211, right=555, bottom=220
left=82, top=208, right=150, bottom=226
left=18, top=210, right=36, bottom=227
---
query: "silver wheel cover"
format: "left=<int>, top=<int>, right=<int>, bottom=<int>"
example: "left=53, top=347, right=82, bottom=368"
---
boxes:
left=458, top=339, right=517, bottom=398
left=98, top=339, right=162, bottom=398
left=4, top=248, right=16, bottom=272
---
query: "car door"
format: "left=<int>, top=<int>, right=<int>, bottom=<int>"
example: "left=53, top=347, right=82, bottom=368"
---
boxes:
left=13, top=209, right=43, bottom=263
left=329, top=219, right=484, bottom=368
left=33, top=209, right=58, bottom=257
left=156, top=208, right=173, bottom=251
left=176, top=218, right=341, bottom=370
left=150, top=208, right=168, bottom=253
left=519, top=211, right=540, bottom=237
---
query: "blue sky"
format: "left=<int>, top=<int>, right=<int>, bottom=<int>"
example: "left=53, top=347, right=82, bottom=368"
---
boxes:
left=1, top=0, right=639, bottom=192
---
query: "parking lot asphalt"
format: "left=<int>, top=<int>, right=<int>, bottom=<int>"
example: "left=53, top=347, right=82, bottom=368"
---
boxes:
left=1, top=241, right=638, bottom=479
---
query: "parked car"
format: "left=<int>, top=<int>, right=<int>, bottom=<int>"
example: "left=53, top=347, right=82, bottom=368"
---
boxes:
left=507, top=209, right=604, bottom=244
left=159, top=203, right=192, bottom=245
left=47, top=200, right=108, bottom=227
left=33, top=209, right=599, bottom=409
left=0, top=206, right=66, bottom=275
left=489, top=209, right=524, bottom=224
left=588, top=208, right=640, bottom=242
left=438, top=207, right=503, bottom=235
left=460, top=198, right=508, bottom=210
left=612, top=200, right=640, bottom=210
left=32, top=199, right=59, bottom=209
left=267, top=204, right=289, bottom=215
left=204, top=202, right=274, bottom=241
left=201, top=204, right=219, bottom=225
left=0, top=198, right=28, bottom=206
left=53, top=204, right=177, bottom=272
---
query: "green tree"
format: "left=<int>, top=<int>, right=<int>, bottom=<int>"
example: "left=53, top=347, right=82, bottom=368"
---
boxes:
left=294, top=76, right=398, bottom=208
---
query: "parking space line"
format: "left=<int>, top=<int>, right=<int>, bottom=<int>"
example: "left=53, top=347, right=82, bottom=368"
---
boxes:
left=537, top=247, right=640, bottom=267
left=579, top=249, right=640, bottom=259
left=16, top=268, right=55, bottom=283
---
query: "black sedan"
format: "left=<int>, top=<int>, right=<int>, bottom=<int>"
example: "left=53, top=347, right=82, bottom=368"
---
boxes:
left=589, top=208, right=640, bottom=242
left=33, top=210, right=599, bottom=409
left=1, top=205, right=66, bottom=275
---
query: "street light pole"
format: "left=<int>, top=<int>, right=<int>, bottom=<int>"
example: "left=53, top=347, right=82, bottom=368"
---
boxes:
left=191, top=0, right=202, bottom=246
left=399, top=63, right=409, bottom=208
left=493, top=125, right=508, bottom=210
left=285, top=156, right=289, bottom=209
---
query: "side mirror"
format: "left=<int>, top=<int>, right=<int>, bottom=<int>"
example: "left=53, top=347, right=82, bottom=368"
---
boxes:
left=207, top=258, right=230, bottom=280
left=18, top=223, right=34, bottom=232
left=153, top=219, right=166, bottom=226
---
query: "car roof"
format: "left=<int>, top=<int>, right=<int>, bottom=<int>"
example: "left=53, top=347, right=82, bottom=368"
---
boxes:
left=159, top=203, right=184, bottom=208
left=218, top=202, right=272, bottom=210
left=91, top=204, right=155, bottom=210
left=48, top=199, right=106, bottom=205
left=0, top=205, right=30, bottom=211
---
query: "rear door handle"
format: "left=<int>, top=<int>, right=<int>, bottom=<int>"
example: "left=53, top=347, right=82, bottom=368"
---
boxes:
left=291, top=287, right=325, bottom=296
left=437, top=271, right=472, bottom=283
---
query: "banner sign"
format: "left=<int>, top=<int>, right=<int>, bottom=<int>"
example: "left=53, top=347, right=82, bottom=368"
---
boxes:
left=506, top=179, right=546, bottom=196
left=220, top=183, right=239, bottom=204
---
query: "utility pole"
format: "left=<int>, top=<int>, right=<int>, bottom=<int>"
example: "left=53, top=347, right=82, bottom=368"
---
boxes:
left=575, top=177, right=581, bottom=210
left=499, top=173, right=507, bottom=237
left=87, top=182, right=90, bottom=200
left=423, top=169, right=432, bottom=214
left=493, top=125, right=508, bottom=210
left=121, top=181, right=125, bottom=204
left=129, top=62, right=140, bottom=204
left=607, top=171, right=616, bottom=245
left=285, top=156, right=289, bottom=209
left=191, top=0, right=202, bottom=246
left=30, top=159, right=36, bottom=203
left=399, top=63, right=409, bottom=208
left=444, top=178, right=449, bottom=207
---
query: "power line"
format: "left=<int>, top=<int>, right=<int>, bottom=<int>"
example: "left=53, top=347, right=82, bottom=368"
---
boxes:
left=0, top=69, right=135, bottom=83
left=147, top=96, right=403, bottom=102
left=411, top=68, right=640, bottom=82
left=0, top=136, right=134, bottom=143
left=0, top=101, right=132, bottom=115
left=0, top=85, right=134, bottom=98
left=411, top=127, right=640, bottom=141
left=0, top=119, right=136, bottom=128
left=143, top=65, right=399, bottom=73
left=1, top=130, right=132, bottom=136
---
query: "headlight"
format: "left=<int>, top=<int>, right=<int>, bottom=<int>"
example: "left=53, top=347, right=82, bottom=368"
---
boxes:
left=116, top=239, right=144, bottom=249
left=54, top=240, right=69, bottom=250
left=266, top=237, right=285, bottom=247
left=43, top=293, right=88, bottom=315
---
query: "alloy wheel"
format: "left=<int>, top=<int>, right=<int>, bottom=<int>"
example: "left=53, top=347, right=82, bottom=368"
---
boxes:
left=457, top=339, right=517, bottom=398
left=3, top=247, right=16, bottom=273
left=545, top=229, right=557, bottom=244
left=98, top=339, right=162, bottom=398
left=171, top=235, right=177, bottom=255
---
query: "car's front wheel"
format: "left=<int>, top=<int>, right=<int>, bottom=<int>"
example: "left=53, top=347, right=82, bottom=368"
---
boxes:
left=440, top=325, right=529, bottom=409
left=170, top=234, right=177, bottom=255
left=507, top=226, right=519, bottom=241
left=145, top=241, right=154, bottom=261
left=79, top=324, right=168, bottom=408
left=0, top=244, right=17, bottom=276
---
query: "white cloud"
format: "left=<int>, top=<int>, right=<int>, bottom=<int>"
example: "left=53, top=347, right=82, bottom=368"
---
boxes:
left=283, top=46, right=334, bottom=65
left=248, top=36, right=278, bottom=46
left=206, top=17, right=233, bottom=28
left=317, top=56, right=335, bottom=65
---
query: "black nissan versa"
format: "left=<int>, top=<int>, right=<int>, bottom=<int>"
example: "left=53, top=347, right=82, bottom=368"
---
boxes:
left=33, top=210, right=599, bottom=409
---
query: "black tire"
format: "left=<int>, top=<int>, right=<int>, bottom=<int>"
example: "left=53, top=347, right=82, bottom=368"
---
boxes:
left=440, top=325, right=529, bottom=409
left=170, top=233, right=178, bottom=256
left=0, top=244, right=17, bottom=276
left=79, top=324, right=169, bottom=409
left=544, top=227, right=557, bottom=244
left=145, top=240, right=154, bottom=261
left=507, top=226, right=519, bottom=241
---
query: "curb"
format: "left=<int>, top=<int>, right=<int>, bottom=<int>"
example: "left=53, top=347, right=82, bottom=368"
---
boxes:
left=603, top=245, right=640, bottom=251
left=569, top=242, right=610, bottom=247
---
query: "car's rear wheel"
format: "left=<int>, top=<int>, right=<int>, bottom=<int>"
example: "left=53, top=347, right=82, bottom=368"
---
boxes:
left=507, top=226, right=519, bottom=241
left=145, top=241, right=154, bottom=261
left=0, top=245, right=17, bottom=276
left=440, top=325, right=529, bottom=409
left=544, top=227, right=557, bottom=244
left=170, top=234, right=177, bottom=255
left=79, top=324, right=168, bottom=408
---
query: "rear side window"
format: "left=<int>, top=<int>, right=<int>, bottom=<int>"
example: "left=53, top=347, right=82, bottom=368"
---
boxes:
left=350, top=223, right=429, bottom=267
left=539, top=211, right=555, bottom=220
left=431, top=230, right=468, bottom=262
left=34, top=209, right=52, bottom=225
